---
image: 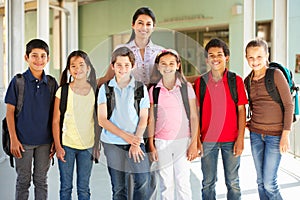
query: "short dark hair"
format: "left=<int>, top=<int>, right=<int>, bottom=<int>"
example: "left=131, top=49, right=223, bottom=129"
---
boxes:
left=111, top=47, right=135, bottom=66
left=204, top=38, right=230, bottom=58
left=26, top=39, right=49, bottom=57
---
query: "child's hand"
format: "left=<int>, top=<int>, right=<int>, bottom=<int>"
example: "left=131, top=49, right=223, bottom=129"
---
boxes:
left=187, top=142, right=198, bottom=161
left=124, top=133, right=141, bottom=147
left=129, top=145, right=145, bottom=163
left=49, top=142, right=56, bottom=159
left=56, top=147, right=66, bottom=162
left=149, top=147, right=158, bottom=162
left=11, top=138, right=25, bottom=159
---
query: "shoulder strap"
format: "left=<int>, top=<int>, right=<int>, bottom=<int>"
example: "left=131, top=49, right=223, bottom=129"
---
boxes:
left=134, top=81, right=144, bottom=116
left=152, top=85, right=160, bottom=121
left=46, top=75, right=57, bottom=104
left=180, top=82, right=190, bottom=121
left=244, top=72, right=253, bottom=119
left=15, top=74, right=25, bottom=117
left=59, top=84, right=69, bottom=144
left=265, top=68, right=284, bottom=113
left=265, top=68, right=281, bottom=104
left=104, top=80, right=115, bottom=120
left=199, top=73, right=209, bottom=128
left=227, top=71, right=238, bottom=104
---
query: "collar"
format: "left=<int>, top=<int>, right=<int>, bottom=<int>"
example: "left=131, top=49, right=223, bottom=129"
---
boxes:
left=208, top=68, right=228, bottom=82
left=110, top=76, right=136, bottom=89
left=156, top=78, right=182, bottom=89
left=128, top=39, right=154, bottom=50
left=25, top=68, right=47, bottom=84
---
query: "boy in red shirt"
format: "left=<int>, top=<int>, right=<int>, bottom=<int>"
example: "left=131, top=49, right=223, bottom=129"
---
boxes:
left=194, top=38, right=247, bottom=200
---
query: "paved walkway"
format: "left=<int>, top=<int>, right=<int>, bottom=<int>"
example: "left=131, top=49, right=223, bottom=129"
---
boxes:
left=1, top=137, right=300, bottom=199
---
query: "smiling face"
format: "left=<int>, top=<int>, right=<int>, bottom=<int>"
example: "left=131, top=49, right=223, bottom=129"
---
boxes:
left=69, top=56, right=90, bottom=80
left=111, top=56, right=133, bottom=81
left=132, top=14, right=154, bottom=40
left=206, top=47, right=228, bottom=72
left=25, top=48, right=49, bottom=73
left=246, top=46, right=269, bottom=71
left=157, top=54, right=180, bottom=78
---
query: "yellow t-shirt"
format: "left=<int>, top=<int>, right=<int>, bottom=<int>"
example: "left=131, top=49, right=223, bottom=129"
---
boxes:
left=56, top=86, right=95, bottom=149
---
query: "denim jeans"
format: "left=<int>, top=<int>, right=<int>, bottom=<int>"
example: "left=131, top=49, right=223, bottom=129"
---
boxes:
left=15, top=144, right=51, bottom=200
left=250, top=132, right=283, bottom=200
left=102, top=142, right=150, bottom=200
left=201, top=142, right=241, bottom=200
left=58, top=146, right=93, bottom=200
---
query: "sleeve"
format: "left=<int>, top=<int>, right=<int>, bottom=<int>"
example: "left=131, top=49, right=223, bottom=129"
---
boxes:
left=148, top=86, right=154, bottom=104
left=55, top=87, right=62, bottom=99
left=193, top=77, right=201, bottom=107
left=274, top=69, right=294, bottom=130
left=187, top=82, right=196, bottom=100
left=4, top=77, right=17, bottom=106
left=236, top=76, right=248, bottom=106
left=97, top=84, right=107, bottom=105
left=140, top=85, right=150, bottom=109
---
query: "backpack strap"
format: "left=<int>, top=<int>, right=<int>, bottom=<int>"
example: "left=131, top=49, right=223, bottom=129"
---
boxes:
left=59, top=84, right=69, bottom=145
left=104, top=80, right=115, bottom=120
left=244, top=71, right=253, bottom=119
left=180, top=82, right=190, bottom=121
left=46, top=75, right=57, bottom=104
left=134, top=81, right=144, bottom=116
left=227, top=71, right=238, bottom=104
left=152, top=85, right=161, bottom=121
left=265, top=67, right=284, bottom=112
left=199, top=73, right=209, bottom=128
left=15, top=74, right=25, bottom=117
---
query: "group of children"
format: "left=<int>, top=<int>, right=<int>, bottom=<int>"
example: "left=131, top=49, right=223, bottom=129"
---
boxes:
left=4, top=37, right=291, bottom=200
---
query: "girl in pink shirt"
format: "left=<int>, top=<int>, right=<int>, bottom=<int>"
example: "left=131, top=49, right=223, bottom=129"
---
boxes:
left=148, top=49, right=200, bottom=200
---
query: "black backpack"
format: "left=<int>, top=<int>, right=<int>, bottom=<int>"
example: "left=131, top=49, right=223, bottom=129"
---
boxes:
left=2, top=74, right=56, bottom=167
left=244, top=62, right=299, bottom=121
left=199, top=71, right=238, bottom=127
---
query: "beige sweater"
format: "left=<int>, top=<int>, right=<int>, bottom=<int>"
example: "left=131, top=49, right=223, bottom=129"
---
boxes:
left=248, top=69, right=294, bottom=135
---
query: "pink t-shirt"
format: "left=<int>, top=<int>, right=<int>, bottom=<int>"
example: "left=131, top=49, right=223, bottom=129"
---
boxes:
left=149, top=79, right=196, bottom=140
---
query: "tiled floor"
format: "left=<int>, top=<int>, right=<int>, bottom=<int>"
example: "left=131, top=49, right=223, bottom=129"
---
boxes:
left=1, top=137, right=300, bottom=199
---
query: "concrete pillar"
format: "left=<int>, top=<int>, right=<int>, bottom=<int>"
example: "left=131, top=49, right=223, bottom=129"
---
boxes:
left=64, top=1, right=78, bottom=53
left=37, top=0, right=49, bottom=72
left=272, top=0, right=288, bottom=65
left=243, top=0, right=256, bottom=76
left=37, top=0, right=49, bottom=42
left=6, top=0, right=24, bottom=78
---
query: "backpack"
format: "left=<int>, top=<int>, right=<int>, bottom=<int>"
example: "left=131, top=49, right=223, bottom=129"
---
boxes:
left=2, top=74, right=56, bottom=167
left=59, top=83, right=101, bottom=163
left=104, top=80, right=144, bottom=119
left=199, top=71, right=238, bottom=127
left=152, top=82, right=190, bottom=125
left=244, top=62, right=299, bottom=121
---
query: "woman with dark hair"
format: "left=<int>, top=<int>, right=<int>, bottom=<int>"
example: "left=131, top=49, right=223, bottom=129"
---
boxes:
left=97, top=7, right=164, bottom=87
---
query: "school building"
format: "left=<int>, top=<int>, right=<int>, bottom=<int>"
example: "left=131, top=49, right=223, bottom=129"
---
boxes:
left=0, top=0, right=300, bottom=199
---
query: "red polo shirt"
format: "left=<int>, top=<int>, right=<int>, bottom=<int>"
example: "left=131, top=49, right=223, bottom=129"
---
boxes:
left=194, top=70, right=248, bottom=142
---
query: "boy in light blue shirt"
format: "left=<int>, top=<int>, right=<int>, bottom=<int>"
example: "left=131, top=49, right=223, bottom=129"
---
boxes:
left=97, top=46, right=150, bottom=200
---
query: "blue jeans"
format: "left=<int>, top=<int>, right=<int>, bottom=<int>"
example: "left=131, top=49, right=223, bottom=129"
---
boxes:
left=58, top=146, right=93, bottom=200
left=102, top=142, right=150, bottom=200
left=201, top=142, right=241, bottom=200
left=15, top=144, right=51, bottom=200
left=250, top=132, right=283, bottom=200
